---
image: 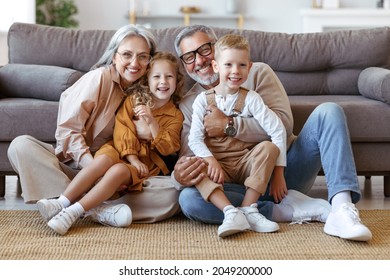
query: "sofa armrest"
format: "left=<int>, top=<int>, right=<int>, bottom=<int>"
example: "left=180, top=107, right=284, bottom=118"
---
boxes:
left=358, top=67, right=390, bottom=105
left=0, top=64, right=84, bottom=101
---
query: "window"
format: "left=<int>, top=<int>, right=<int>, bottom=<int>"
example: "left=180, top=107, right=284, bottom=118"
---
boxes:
left=0, top=0, right=35, bottom=32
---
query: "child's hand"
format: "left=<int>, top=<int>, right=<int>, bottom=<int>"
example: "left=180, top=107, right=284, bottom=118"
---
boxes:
left=127, top=155, right=149, bottom=178
left=205, top=156, right=224, bottom=184
left=134, top=104, right=154, bottom=124
left=269, top=166, right=287, bottom=203
left=133, top=118, right=152, bottom=141
left=132, top=160, right=149, bottom=178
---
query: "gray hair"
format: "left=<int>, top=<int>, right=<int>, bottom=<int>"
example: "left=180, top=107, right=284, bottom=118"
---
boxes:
left=91, top=24, right=157, bottom=70
left=174, top=25, right=218, bottom=57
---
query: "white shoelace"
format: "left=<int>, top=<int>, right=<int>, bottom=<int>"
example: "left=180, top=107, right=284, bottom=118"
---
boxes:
left=342, top=204, right=362, bottom=224
left=290, top=216, right=312, bottom=225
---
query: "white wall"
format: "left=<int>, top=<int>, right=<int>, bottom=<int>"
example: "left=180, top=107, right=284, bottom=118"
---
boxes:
left=74, top=0, right=377, bottom=33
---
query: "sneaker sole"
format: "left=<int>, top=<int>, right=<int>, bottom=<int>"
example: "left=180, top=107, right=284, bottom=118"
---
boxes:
left=323, top=224, right=372, bottom=242
left=249, top=224, right=280, bottom=233
left=218, top=227, right=248, bottom=238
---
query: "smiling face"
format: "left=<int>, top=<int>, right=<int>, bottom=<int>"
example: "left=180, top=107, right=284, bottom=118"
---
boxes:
left=147, top=59, right=177, bottom=107
left=113, top=35, right=151, bottom=89
left=212, top=48, right=252, bottom=95
left=178, top=31, right=219, bottom=88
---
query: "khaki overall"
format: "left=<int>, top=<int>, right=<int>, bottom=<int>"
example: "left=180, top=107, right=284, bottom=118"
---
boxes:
left=196, top=88, right=280, bottom=201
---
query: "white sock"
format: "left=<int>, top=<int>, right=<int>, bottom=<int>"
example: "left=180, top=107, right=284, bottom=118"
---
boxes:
left=331, top=191, right=352, bottom=212
left=272, top=203, right=293, bottom=222
left=223, top=205, right=235, bottom=213
left=66, top=202, right=85, bottom=218
left=57, top=194, right=71, bottom=208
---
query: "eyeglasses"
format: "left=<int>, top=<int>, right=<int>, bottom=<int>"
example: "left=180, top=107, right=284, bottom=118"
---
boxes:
left=116, top=51, right=152, bottom=65
left=180, top=42, right=214, bottom=64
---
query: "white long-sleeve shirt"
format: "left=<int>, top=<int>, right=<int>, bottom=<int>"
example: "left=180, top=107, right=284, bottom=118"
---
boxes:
left=188, top=89, right=287, bottom=166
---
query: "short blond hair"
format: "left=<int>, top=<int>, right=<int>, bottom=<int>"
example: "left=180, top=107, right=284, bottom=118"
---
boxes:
left=214, top=34, right=250, bottom=60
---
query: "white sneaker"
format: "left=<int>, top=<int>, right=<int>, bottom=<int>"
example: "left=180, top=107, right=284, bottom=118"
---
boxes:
left=36, top=198, right=63, bottom=222
left=48, top=208, right=78, bottom=235
left=240, top=203, right=279, bottom=233
left=324, top=202, right=372, bottom=241
left=218, top=205, right=250, bottom=238
left=86, top=203, right=132, bottom=227
left=280, top=190, right=331, bottom=224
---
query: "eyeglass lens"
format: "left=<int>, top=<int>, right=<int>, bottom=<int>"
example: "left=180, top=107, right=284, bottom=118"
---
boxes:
left=118, top=52, right=151, bottom=64
left=181, top=42, right=213, bottom=64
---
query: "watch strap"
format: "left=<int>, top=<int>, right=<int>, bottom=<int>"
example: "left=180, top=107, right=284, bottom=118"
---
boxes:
left=227, top=116, right=234, bottom=126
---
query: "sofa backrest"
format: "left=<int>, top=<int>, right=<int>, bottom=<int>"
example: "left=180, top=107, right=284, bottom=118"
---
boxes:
left=7, top=22, right=390, bottom=96
left=8, top=23, right=115, bottom=72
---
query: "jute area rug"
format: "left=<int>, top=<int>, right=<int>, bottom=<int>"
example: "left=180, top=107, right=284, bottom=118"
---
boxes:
left=0, top=210, right=389, bottom=260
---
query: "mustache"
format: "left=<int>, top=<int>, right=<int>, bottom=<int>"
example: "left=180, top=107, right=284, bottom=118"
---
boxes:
left=194, top=62, right=211, bottom=71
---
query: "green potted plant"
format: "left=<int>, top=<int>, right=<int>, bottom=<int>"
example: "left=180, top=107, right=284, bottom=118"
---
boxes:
left=36, top=0, right=79, bottom=28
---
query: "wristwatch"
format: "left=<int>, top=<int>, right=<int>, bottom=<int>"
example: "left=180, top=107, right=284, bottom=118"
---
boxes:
left=224, top=116, right=237, bottom=137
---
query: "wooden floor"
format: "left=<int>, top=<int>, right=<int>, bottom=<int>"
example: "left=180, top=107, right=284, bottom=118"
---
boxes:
left=0, top=175, right=389, bottom=210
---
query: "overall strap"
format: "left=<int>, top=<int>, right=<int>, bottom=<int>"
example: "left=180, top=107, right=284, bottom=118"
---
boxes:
left=204, top=87, right=248, bottom=116
left=232, top=87, right=249, bottom=116
left=204, top=88, right=216, bottom=106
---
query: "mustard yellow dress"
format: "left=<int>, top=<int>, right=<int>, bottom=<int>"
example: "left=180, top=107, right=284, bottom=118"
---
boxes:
left=95, top=96, right=183, bottom=192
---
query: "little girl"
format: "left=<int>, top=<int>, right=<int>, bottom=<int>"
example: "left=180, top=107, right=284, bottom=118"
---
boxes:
left=37, top=52, right=184, bottom=235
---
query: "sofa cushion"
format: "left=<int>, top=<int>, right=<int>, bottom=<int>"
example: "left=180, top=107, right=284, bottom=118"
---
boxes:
left=289, top=95, right=390, bottom=142
left=0, top=98, right=58, bottom=141
left=0, top=64, right=83, bottom=101
left=358, top=67, right=390, bottom=105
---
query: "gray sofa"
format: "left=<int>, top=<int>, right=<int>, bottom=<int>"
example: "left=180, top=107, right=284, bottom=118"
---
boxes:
left=1, top=22, right=390, bottom=199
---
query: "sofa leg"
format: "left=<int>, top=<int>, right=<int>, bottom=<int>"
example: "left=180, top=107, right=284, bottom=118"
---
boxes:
left=385, top=176, right=390, bottom=198
left=0, top=175, right=5, bottom=198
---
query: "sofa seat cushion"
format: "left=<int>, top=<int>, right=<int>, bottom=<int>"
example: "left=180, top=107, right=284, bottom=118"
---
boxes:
left=0, top=98, right=58, bottom=141
left=0, top=64, right=84, bottom=101
left=289, top=95, right=390, bottom=142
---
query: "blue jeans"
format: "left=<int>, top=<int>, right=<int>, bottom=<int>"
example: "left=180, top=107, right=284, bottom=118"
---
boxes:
left=179, top=103, right=361, bottom=224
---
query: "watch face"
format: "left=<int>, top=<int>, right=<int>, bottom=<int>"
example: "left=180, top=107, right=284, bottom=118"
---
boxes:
left=225, top=126, right=237, bottom=136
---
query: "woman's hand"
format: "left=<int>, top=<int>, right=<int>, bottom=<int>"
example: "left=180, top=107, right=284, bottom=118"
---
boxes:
left=173, top=156, right=207, bottom=186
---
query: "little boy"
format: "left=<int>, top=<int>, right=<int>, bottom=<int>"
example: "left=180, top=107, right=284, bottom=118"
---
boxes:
left=188, top=34, right=287, bottom=238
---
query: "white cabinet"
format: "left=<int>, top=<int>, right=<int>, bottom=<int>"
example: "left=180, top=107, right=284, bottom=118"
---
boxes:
left=301, top=9, right=390, bottom=33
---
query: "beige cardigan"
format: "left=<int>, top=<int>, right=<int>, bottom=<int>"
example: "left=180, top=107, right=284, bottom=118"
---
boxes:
left=55, top=65, right=126, bottom=169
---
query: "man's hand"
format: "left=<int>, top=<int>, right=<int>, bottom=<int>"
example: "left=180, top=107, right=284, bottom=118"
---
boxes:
left=204, top=105, right=229, bottom=137
left=174, top=156, right=207, bottom=186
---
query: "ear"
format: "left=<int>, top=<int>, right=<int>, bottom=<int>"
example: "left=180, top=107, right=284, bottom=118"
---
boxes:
left=248, top=61, right=253, bottom=70
left=212, top=60, right=219, bottom=73
left=112, top=53, right=118, bottom=65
